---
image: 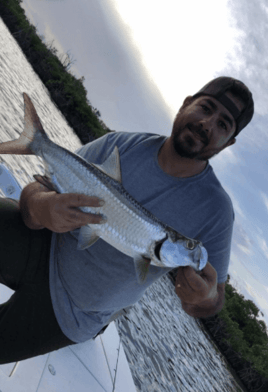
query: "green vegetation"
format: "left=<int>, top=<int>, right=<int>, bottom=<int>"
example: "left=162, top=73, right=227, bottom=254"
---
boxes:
left=207, top=275, right=268, bottom=391
left=1, top=1, right=268, bottom=391
left=169, top=270, right=268, bottom=392
left=0, top=0, right=113, bottom=145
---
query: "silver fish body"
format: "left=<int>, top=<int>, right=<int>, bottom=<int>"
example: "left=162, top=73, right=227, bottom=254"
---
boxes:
left=0, top=93, right=208, bottom=283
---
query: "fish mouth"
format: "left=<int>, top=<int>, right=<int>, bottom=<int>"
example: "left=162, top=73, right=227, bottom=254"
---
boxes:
left=154, top=236, right=167, bottom=261
left=154, top=242, right=162, bottom=260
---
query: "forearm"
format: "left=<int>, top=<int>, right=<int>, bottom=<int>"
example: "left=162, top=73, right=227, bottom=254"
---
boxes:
left=19, top=181, right=54, bottom=230
left=181, top=290, right=224, bottom=318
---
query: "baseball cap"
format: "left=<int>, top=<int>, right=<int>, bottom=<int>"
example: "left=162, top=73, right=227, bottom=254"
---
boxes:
left=191, top=76, right=254, bottom=137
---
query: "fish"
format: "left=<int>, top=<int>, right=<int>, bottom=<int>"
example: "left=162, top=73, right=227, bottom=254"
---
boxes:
left=0, top=93, right=208, bottom=283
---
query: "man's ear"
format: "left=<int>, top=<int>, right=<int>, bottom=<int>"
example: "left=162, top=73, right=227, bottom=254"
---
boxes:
left=223, top=137, right=236, bottom=150
left=227, top=137, right=236, bottom=147
left=180, top=95, right=194, bottom=111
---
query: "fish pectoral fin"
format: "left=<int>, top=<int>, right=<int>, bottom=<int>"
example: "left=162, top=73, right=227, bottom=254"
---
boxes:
left=133, top=254, right=151, bottom=284
left=77, top=225, right=100, bottom=250
left=91, top=146, right=122, bottom=183
left=33, top=174, right=56, bottom=192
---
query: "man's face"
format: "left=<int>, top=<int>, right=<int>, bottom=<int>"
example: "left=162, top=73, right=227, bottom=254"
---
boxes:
left=171, top=93, right=244, bottom=161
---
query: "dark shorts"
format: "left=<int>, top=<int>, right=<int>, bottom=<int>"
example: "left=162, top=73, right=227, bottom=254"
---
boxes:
left=0, top=198, right=76, bottom=365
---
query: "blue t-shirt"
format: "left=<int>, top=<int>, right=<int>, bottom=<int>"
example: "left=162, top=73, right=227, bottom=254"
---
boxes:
left=49, top=132, right=234, bottom=343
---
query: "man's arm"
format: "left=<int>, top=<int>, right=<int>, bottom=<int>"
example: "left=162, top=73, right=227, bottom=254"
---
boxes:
left=19, top=181, right=54, bottom=229
left=181, top=282, right=225, bottom=318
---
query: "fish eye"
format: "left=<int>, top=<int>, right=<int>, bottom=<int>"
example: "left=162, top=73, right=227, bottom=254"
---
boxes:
left=186, top=240, right=195, bottom=250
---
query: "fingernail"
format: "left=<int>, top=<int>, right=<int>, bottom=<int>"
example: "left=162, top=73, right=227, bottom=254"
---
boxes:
left=100, top=216, right=107, bottom=224
left=99, top=200, right=105, bottom=206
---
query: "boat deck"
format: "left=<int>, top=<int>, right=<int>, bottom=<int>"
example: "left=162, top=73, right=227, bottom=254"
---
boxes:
left=0, top=283, right=136, bottom=392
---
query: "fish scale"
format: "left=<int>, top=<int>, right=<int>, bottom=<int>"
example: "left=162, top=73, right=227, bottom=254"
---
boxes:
left=85, top=190, right=165, bottom=260
left=42, top=141, right=167, bottom=261
left=0, top=93, right=208, bottom=283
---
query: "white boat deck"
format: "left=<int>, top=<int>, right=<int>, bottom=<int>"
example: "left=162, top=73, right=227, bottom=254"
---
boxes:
left=0, top=284, right=136, bottom=392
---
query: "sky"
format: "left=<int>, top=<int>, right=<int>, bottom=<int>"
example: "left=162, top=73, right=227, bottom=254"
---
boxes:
left=20, top=0, right=268, bottom=328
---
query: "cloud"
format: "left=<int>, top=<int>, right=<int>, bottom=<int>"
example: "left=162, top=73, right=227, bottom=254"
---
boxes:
left=211, top=0, right=268, bottom=152
left=232, top=219, right=255, bottom=257
left=244, top=281, right=268, bottom=314
left=222, top=186, right=246, bottom=219
left=110, top=0, right=241, bottom=115
left=260, top=191, right=268, bottom=213
left=220, top=0, right=268, bottom=116
left=216, top=147, right=241, bottom=166
left=237, top=244, right=252, bottom=255
left=255, top=234, right=268, bottom=255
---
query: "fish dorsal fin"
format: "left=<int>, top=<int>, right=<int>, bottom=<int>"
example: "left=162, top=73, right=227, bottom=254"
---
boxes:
left=91, top=146, right=122, bottom=183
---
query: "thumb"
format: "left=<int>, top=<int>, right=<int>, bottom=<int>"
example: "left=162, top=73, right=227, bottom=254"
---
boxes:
left=199, top=262, right=217, bottom=284
left=184, top=266, right=207, bottom=292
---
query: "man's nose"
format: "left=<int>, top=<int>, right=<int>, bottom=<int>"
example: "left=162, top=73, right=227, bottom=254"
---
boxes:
left=199, top=117, right=214, bottom=135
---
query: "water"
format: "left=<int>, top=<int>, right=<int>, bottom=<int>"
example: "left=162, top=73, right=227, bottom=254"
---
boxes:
left=0, top=18, right=81, bottom=194
left=115, top=275, right=241, bottom=392
left=0, top=18, right=242, bottom=392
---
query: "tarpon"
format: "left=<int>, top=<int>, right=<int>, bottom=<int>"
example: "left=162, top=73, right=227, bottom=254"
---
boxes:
left=0, top=93, right=208, bottom=283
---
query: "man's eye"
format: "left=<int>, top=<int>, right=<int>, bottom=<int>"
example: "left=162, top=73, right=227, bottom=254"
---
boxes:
left=219, top=121, right=227, bottom=130
left=201, top=105, right=210, bottom=112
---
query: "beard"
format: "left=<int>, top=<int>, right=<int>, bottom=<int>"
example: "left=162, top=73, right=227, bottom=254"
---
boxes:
left=172, top=124, right=222, bottom=161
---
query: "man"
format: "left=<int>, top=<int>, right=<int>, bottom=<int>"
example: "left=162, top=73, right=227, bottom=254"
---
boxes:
left=0, top=77, right=254, bottom=364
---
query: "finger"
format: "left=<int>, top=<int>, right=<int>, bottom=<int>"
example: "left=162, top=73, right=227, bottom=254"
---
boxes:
left=199, top=262, right=217, bottom=283
left=85, top=212, right=107, bottom=224
left=68, top=210, right=107, bottom=225
left=175, top=267, right=192, bottom=291
left=61, top=193, right=105, bottom=207
left=182, top=266, right=207, bottom=292
left=175, top=266, right=190, bottom=287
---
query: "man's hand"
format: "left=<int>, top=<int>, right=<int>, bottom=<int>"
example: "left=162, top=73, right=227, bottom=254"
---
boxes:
left=175, top=262, right=219, bottom=316
left=35, top=191, right=106, bottom=233
left=20, top=181, right=106, bottom=232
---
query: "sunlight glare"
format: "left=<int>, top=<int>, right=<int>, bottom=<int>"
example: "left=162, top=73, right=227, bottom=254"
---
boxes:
left=110, top=0, right=239, bottom=114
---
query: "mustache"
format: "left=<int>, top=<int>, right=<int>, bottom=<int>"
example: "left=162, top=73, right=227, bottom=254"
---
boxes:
left=187, top=124, right=208, bottom=144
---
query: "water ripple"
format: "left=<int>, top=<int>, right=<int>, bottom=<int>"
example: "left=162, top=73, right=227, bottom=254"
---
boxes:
left=115, top=275, right=241, bottom=392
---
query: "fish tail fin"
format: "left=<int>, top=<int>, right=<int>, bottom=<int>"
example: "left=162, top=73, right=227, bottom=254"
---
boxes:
left=0, top=93, right=47, bottom=155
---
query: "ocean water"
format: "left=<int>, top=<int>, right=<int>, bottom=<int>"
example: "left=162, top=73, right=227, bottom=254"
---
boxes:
left=115, top=274, right=241, bottom=392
